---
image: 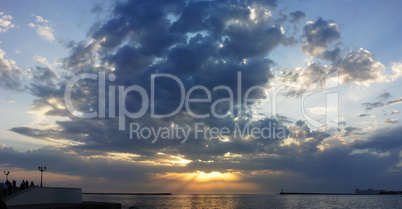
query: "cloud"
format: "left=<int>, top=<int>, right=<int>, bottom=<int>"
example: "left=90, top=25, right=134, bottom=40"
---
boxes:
left=5, top=1, right=303, bottom=193
left=353, top=125, right=402, bottom=152
left=28, top=15, right=55, bottom=42
left=343, top=126, right=362, bottom=137
left=281, top=62, right=330, bottom=97
left=285, top=16, right=394, bottom=89
left=35, top=25, right=55, bottom=42
left=338, top=121, right=346, bottom=126
left=362, top=97, right=402, bottom=111
left=383, top=118, right=398, bottom=124
left=282, top=17, right=392, bottom=96
left=6, top=122, right=402, bottom=193
left=283, top=47, right=395, bottom=94
left=386, top=97, right=402, bottom=106
left=301, top=17, right=340, bottom=59
left=390, top=110, right=399, bottom=115
left=358, top=114, right=371, bottom=117
left=336, top=49, right=386, bottom=86
left=35, top=15, right=50, bottom=23
left=56, top=0, right=296, bottom=121
left=33, top=55, right=57, bottom=75
left=12, top=0, right=295, bottom=159
left=389, top=62, right=402, bottom=81
left=377, top=92, right=391, bottom=100
left=0, top=12, right=15, bottom=33
left=31, top=66, right=58, bottom=84
left=0, top=48, right=24, bottom=90
left=361, top=102, right=383, bottom=111
left=289, top=11, right=306, bottom=23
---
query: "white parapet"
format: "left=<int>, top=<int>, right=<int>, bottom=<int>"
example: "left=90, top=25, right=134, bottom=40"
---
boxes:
left=4, top=187, right=82, bottom=206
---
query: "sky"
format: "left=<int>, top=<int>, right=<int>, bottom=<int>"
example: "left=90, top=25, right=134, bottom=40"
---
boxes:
left=0, top=0, right=401, bottom=194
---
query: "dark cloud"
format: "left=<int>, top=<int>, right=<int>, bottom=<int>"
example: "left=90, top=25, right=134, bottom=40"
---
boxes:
left=358, top=114, right=371, bottom=117
left=383, top=118, right=398, bottom=124
left=289, top=10, right=306, bottom=23
left=377, top=92, right=391, bottom=100
left=62, top=40, right=99, bottom=70
left=343, top=126, right=362, bottom=137
left=321, top=47, right=340, bottom=61
left=353, top=126, right=402, bottom=152
left=362, top=101, right=383, bottom=111
left=362, top=96, right=402, bottom=111
left=55, top=0, right=292, bottom=121
left=386, top=97, right=402, bottom=106
left=338, top=121, right=346, bottom=126
left=31, top=66, right=57, bottom=85
left=301, top=17, right=341, bottom=59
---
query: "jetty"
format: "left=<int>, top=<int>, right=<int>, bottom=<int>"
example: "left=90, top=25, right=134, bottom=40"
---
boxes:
left=1, top=186, right=120, bottom=209
left=280, top=192, right=356, bottom=195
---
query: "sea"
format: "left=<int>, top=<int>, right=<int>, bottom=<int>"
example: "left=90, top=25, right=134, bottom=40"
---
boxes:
left=83, top=194, right=402, bottom=209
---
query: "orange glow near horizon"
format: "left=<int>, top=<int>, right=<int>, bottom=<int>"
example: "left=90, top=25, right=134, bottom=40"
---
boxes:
left=149, top=170, right=259, bottom=194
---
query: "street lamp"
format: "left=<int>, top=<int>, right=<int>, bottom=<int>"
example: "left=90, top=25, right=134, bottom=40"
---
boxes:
left=4, top=171, right=10, bottom=182
left=38, top=166, right=46, bottom=187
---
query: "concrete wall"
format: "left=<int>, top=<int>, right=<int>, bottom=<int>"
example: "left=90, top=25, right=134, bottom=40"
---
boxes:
left=4, top=187, right=82, bottom=206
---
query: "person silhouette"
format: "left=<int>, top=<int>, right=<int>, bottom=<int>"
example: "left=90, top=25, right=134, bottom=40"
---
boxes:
left=6, top=181, right=11, bottom=195
left=3, top=182, right=8, bottom=196
left=20, top=180, right=25, bottom=190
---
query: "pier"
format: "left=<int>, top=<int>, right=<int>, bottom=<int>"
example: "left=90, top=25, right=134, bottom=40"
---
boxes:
left=1, top=186, right=121, bottom=209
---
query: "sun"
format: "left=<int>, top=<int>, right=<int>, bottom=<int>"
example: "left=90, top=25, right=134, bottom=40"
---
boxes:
left=149, top=170, right=258, bottom=194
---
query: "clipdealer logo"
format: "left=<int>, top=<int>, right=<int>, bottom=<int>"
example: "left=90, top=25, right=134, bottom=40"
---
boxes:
left=64, top=71, right=338, bottom=142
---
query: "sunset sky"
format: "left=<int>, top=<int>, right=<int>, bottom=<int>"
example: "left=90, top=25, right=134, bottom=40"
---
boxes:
left=0, top=0, right=401, bottom=194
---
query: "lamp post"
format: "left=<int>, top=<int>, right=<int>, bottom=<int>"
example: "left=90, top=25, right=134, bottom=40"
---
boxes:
left=4, top=171, right=10, bottom=182
left=38, top=166, right=46, bottom=187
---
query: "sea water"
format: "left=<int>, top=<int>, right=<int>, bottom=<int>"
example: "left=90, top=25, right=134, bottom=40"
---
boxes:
left=83, top=194, right=402, bottom=209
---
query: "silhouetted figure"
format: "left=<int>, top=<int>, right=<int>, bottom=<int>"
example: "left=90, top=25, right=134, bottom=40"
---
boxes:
left=7, top=181, right=11, bottom=195
left=20, top=180, right=25, bottom=190
left=30, top=181, right=34, bottom=187
left=3, top=182, right=8, bottom=196
left=25, top=180, right=28, bottom=189
left=12, top=180, right=16, bottom=189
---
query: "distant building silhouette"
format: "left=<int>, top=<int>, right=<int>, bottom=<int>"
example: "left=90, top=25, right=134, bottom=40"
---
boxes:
left=355, top=188, right=387, bottom=195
